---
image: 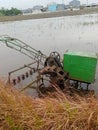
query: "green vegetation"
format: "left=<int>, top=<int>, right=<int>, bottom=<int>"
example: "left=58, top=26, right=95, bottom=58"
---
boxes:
left=0, top=8, right=22, bottom=16
left=0, top=80, right=98, bottom=130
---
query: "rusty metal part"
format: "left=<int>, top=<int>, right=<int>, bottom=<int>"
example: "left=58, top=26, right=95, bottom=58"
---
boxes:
left=7, top=61, right=39, bottom=84
left=44, top=52, right=63, bottom=68
left=40, top=51, right=70, bottom=90
left=39, top=65, right=69, bottom=90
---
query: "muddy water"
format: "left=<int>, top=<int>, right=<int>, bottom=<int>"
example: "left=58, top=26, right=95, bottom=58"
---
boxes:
left=0, top=13, right=98, bottom=95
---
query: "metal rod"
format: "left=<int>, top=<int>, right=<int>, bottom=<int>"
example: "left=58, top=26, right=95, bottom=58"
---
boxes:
left=9, top=61, right=37, bottom=75
left=20, top=77, right=42, bottom=91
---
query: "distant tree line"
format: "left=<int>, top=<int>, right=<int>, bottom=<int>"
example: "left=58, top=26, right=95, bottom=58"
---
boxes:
left=0, top=8, right=22, bottom=16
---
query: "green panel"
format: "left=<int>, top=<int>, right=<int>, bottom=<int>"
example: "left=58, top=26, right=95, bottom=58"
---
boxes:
left=63, top=52, right=97, bottom=83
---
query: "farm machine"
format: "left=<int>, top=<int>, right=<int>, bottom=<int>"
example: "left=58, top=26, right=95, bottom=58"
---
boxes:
left=0, top=35, right=97, bottom=94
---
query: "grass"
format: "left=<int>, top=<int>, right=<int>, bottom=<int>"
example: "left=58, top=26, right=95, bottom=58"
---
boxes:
left=0, top=80, right=98, bottom=130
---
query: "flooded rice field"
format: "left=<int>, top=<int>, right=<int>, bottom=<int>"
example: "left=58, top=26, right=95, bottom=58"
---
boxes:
left=0, top=13, right=98, bottom=95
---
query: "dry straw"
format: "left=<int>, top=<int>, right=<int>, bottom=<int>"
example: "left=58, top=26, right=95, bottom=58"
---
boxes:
left=0, top=80, right=98, bottom=130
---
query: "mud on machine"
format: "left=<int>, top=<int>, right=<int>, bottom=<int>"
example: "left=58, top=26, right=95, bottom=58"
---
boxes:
left=0, top=35, right=97, bottom=93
